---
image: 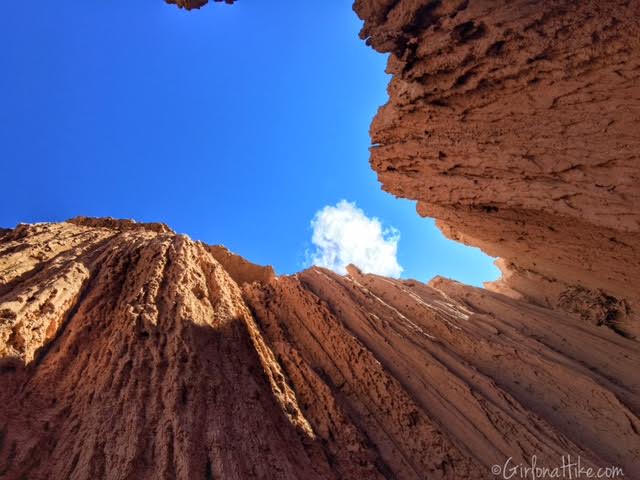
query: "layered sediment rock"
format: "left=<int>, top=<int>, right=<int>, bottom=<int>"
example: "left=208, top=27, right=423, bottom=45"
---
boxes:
left=0, top=220, right=638, bottom=479
left=353, top=0, right=640, bottom=338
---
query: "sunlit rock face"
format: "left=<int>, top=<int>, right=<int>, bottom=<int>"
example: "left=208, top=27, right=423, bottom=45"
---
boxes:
left=0, top=219, right=638, bottom=479
left=353, top=0, right=640, bottom=338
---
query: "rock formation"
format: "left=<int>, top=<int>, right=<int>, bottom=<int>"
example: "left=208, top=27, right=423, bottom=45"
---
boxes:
left=165, top=0, right=233, bottom=11
left=1, top=1, right=639, bottom=479
left=0, top=219, right=638, bottom=479
left=353, top=0, right=640, bottom=339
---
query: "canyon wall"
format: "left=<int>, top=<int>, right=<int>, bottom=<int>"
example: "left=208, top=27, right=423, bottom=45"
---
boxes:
left=0, top=219, right=638, bottom=479
left=353, top=0, right=640, bottom=339
left=1, top=1, right=638, bottom=479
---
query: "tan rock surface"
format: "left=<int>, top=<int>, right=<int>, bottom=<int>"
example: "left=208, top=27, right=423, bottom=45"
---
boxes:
left=1, top=220, right=638, bottom=479
left=353, top=0, right=640, bottom=338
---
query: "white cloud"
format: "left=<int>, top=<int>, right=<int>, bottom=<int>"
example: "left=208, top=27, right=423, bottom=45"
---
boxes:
left=308, top=200, right=403, bottom=278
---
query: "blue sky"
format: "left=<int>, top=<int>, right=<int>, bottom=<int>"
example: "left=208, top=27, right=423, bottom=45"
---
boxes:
left=0, top=0, right=499, bottom=286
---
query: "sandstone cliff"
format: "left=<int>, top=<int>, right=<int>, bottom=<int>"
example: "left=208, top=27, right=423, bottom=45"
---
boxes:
left=353, top=0, right=640, bottom=339
left=1, top=1, right=639, bottom=478
left=0, top=219, right=638, bottom=479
